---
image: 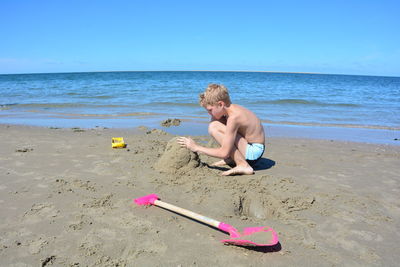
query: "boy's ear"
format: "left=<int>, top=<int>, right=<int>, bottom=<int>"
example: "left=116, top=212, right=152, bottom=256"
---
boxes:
left=217, top=100, right=225, bottom=107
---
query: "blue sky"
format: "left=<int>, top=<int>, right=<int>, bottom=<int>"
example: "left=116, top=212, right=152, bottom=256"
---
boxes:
left=1, top=0, right=399, bottom=76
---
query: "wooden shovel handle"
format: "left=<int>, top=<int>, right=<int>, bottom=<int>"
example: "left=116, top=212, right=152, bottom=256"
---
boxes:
left=154, top=199, right=221, bottom=229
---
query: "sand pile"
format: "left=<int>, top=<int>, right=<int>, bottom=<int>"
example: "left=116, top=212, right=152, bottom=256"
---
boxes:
left=233, top=177, right=315, bottom=221
left=154, top=137, right=201, bottom=174
left=161, top=118, right=181, bottom=127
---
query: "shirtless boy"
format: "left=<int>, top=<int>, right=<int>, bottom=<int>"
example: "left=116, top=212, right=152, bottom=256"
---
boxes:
left=177, top=84, right=265, bottom=176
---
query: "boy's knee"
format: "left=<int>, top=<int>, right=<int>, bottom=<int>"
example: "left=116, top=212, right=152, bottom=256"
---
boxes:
left=208, top=121, right=221, bottom=136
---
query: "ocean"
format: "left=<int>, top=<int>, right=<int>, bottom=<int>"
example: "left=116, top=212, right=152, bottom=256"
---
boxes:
left=0, top=71, right=399, bottom=144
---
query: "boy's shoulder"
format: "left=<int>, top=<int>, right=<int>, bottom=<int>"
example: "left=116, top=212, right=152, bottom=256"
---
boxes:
left=227, top=105, right=248, bottom=122
left=230, top=104, right=250, bottom=115
left=229, top=104, right=258, bottom=122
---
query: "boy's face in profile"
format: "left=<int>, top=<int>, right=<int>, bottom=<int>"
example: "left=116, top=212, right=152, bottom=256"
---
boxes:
left=205, top=101, right=225, bottom=119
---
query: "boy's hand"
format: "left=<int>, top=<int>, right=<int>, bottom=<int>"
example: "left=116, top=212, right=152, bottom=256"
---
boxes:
left=177, top=137, right=198, bottom=152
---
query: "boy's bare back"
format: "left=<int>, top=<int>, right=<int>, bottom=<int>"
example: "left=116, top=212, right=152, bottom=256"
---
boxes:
left=225, top=104, right=265, bottom=145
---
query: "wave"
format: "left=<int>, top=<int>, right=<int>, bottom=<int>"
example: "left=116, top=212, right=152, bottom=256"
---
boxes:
left=0, top=103, right=129, bottom=109
left=140, top=102, right=199, bottom=107
left=251, top=99, right=361, bottom=107
left=66, top=93, right=115, bottom=99
left=24, top=110, right=164, bottom=118
left=76, top=95, right=115, bottom=99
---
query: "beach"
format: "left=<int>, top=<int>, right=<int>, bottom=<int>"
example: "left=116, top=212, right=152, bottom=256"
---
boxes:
left=1, top=123, right=399, bottom=266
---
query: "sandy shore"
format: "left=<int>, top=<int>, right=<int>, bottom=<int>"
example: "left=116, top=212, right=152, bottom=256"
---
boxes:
left=1, top=124, right=399, bottom=266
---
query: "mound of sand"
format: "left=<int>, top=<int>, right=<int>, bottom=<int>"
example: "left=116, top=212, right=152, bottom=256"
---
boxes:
left=154, top=137, right=200, bottom=174
left=161, top=118, right=181, bottom=127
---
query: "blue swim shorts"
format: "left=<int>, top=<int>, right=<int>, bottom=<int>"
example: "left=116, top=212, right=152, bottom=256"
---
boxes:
left=245, top=143, right=265, bottom=166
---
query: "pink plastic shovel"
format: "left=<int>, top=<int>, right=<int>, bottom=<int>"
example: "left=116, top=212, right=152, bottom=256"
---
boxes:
left=134, top=194, right=279, bottom=247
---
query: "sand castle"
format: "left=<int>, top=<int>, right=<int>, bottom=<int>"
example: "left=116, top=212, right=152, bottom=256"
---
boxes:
left=154, top=137, right=201, bottom=174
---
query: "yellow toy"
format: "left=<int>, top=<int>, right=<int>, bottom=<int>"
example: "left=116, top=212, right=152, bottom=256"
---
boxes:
left=111, top=137, right=127, bottom=148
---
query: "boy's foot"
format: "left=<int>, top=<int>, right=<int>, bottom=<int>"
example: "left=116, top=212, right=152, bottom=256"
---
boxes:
left=221, top=166, right=254, bottom=176
left=211, top=158, right=235, bottom=167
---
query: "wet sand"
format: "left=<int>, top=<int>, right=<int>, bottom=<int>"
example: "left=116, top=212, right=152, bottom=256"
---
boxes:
left=0, top=124, right=399, bottom=266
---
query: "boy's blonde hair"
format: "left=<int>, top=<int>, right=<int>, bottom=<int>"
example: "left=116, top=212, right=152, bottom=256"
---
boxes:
left=199, top=84, right=231, bottom=107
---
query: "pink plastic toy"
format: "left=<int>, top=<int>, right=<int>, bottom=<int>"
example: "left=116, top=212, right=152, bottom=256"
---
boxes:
left=134, top=194, right=279, bottom=247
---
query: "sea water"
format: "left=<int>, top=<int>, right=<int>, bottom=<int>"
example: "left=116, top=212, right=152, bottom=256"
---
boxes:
left=0, top=71, right=399, bottom=143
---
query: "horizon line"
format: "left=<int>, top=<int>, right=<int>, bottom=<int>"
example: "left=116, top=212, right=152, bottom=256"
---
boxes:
left=0, top=70, right=399, bottom=78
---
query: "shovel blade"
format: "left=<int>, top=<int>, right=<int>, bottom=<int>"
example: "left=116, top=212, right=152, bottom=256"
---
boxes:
left=221, top=226, right=279, bottom=247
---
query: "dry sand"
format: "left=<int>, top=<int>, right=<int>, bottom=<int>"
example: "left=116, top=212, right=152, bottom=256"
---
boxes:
left=0, top=124, right=399, bottom=266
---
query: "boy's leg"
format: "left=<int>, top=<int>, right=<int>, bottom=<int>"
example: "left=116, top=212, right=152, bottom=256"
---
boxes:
left=211, top=158, right=235, bottom=167
left=208, top=121, right=254, bottom=175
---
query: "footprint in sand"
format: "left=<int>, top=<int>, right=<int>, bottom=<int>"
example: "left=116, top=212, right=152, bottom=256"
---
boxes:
left=78, top=228, right=167, bottom=261
left=88, top=161, right=114, bottom=176
left=23, top=203, right=59, bottom=223
left=66, top=214, right=95, bottom=232
left=53, top=178, right=98, bottom=195
left=28, top=236, right=49, bottom=255
left=350, top=229, right=384, bottom=242
left=80, top=194, right=114, bottom=210
left=99, top=212, right=154, bottom=233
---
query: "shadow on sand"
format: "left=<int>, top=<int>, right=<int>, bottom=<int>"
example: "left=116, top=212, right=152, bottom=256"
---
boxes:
left=206, top=158, right=276, bottom=172
left=253, top=158, right=276, bottom=171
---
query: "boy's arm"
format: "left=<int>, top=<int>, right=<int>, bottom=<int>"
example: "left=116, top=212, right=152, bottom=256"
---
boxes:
left=177, top=116, right=238, bottom=159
